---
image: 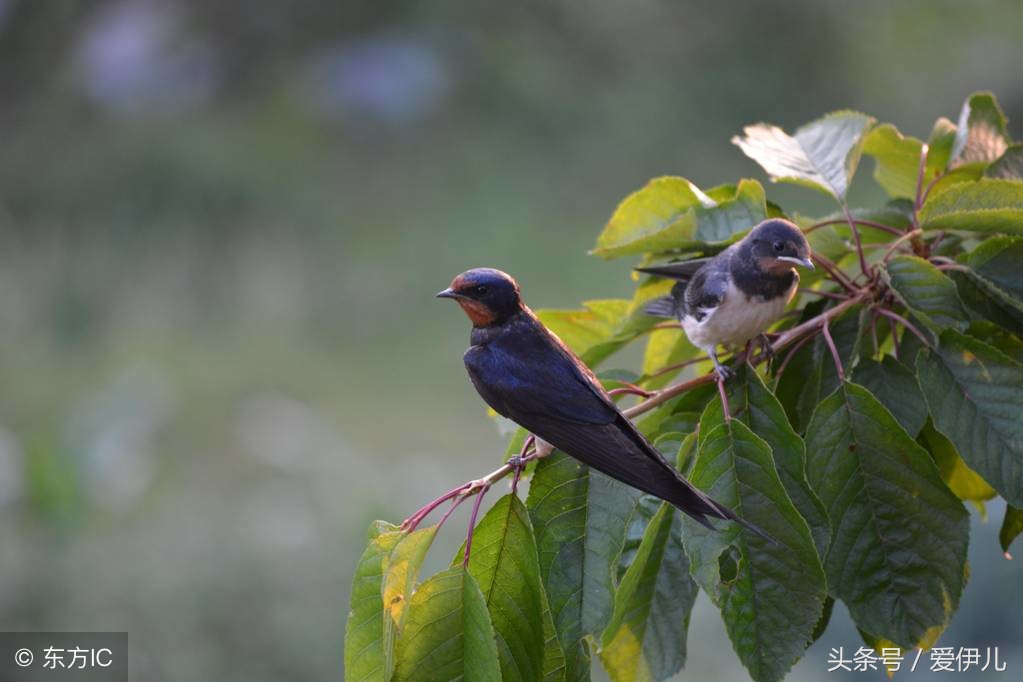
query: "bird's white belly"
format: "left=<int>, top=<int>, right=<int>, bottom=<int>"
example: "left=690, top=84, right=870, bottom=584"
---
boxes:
left=682, top=282, right=794, bottom=350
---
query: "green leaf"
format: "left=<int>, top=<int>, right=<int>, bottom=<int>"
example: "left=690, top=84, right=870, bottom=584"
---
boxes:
left=641, top=327, right=694, bottom=389
left=591, top=177, right=767, bottom=258
left=462, top=495, right=546, bottom=682
left=345, top=521, right=404, bottom=682
left=966, top=235, right=1023, bottom=301
left=732, top=111, right=875, bottom=200
left=862, top=124, right=936, bottom=199
left=920, top=420, right=996, bottom=504
left=986, top=145, right=1023, bottom=180
left=599, top=501, right=697, bottom=682
left=919, top=178, right=1023, bottom=233
left=540, top=589, right=568, bottom=682
left=999, top=506, right=1023, bottom=558
left=683, top=418, right=826, bottom=682
left=394, top=567, right=502, bottom=681
left=382, top=525, right=439, bottom=677
left=537, top=300, right=634, bottom=366
left=926, top=116, right=958, bottom=173
left=966, top=320, right=1023, bottom=363
left=701, top=367, right=830, bottom=557
left=852, top=356, right=927, bottom=437
left=804, top=381, right=970, bottom=647
left=527, top=452, right=641, bottom=682
left=952, top=270, right=1023, bottom=338
left=883, top=255, right=969, bottom=330
left=950, top=92, right=1010, bottom=167
left=916, top=329, right=1023, bottom=506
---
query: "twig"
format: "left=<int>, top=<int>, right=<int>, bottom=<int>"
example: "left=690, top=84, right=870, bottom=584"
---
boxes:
left=773, top=329, right=819, bottom=387
left=869, top=311, right=880, bottom=358
left=643, top=354, right=710, bottom=380
left=936, top=263, right=971, bottom=274
left=510, top=435, right=536, bottom=493
left=799, top=287, right=850, bottom=301
left=806, top=218, right=904, bottom=237
left=881, top=229, right=923, bottom=263
left=608, top=384, right=654, bottom=399
left=821, top=319, right=845, bottom=382
left=462, top=482, right=492, bottom=567
left=716, top=378, right=732, bottom=421
left=842, top=204, right=871, bottom=277
left=889, top=314, right=900, bottom=360
left=812, top=252, right=858, bottom=293
left=873, top=307, right=931, bottom=348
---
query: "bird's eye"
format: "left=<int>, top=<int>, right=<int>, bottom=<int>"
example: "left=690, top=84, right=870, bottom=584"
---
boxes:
left=773, top=241, right=785, bottom=252
left=474, top=285, right=489, bottom=295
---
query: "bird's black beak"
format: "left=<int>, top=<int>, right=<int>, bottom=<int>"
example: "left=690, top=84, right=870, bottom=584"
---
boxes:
left=778, top=256, right=815, bottom=270
left=436, top=287, right=463, bottom=300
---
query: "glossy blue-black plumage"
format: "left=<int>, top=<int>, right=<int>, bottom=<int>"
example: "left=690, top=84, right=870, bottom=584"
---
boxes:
left=440, top=268, right=745, bottom=530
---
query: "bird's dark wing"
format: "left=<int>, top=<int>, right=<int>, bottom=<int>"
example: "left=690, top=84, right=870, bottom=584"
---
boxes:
left=514, top=409, right=739, bottom=528
left=635, top=258, right=712, bottom=281
left=463, top=316, right=737, bottom=527
left=682, top=261, right=730, bottom=320
left=464, top=324, right=617, bottom=426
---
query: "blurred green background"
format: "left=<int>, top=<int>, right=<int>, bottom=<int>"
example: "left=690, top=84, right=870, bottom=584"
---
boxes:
left=0, top=1, right=1020, bottom=680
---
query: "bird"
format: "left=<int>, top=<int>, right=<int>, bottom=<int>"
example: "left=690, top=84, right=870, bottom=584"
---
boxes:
left=437, top=267, right=760, bottom=533
left=637, top=218, right=814, bottom=381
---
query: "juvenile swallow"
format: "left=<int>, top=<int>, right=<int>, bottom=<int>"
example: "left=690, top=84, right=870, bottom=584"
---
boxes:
left=638, top=218, right=813, bottom=380
left=437, top=267, right=754, bottom=532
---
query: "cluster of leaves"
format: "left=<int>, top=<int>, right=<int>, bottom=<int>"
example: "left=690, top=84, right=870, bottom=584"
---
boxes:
left=345, top=92, right=1023, bottom=682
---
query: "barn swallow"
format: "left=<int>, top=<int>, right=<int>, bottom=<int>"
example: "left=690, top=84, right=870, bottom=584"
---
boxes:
left=638, top=219, right=813, bottom=380
left=437, top=268, right=757, bottom=532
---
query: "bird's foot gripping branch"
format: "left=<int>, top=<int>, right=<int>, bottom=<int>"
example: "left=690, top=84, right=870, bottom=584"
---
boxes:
left=346, top=93, right=1023, bottom=682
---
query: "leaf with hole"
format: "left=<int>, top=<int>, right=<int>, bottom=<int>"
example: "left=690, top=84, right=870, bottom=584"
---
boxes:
left=683, top=417, right=826, bottom=682
left=701, top=367, right=830, bottom=557
left=599, top=500, right=697, bottom=682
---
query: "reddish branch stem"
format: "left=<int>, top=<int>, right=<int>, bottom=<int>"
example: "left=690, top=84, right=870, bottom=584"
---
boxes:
left=812, top=253, right=859, bottom=293
left=821, top=319, right=845, bottom=382
left=874, top=307, right=931, bottom=348
left=462, top=482, right=491, bottom=567
left=843, top=204, right=871, bottom=277
left=806, top=218, right=904, bottom=237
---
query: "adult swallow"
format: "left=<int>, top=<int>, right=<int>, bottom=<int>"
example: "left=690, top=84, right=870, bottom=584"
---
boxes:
left=437, top=267, right=753, bottom=531
left=638, top=218, right=814, bottom=380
